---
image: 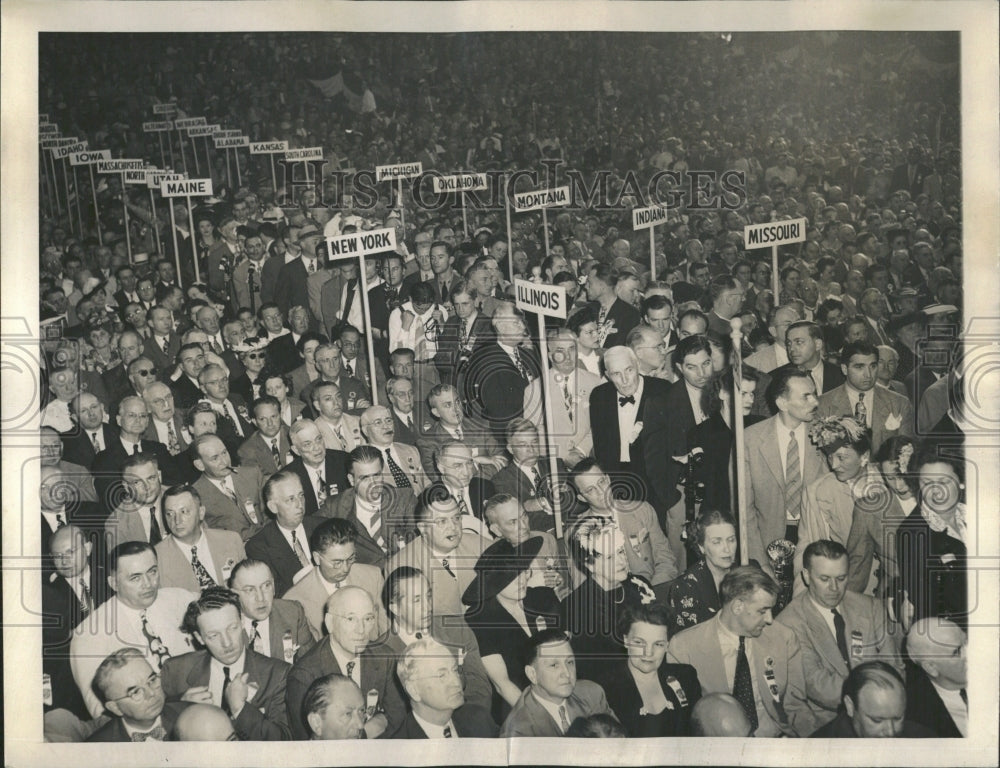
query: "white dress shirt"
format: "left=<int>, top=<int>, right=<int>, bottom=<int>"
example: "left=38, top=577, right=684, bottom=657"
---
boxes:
left=716, top=619, right=771, bottom=736
left=209, top=648, right=247, bottom=710
left=684, top=381, right=707, bottom=424
left=412, top=711, right=458, bottom=738
left=277, top=523, right=312, bottom=562
left=930, top=681, right=968, bottom=736
left=775, top=420, right=807, bottom=478
left=244, top=615, right=271, bottom=657
left=532, top=690, right=571, bottom=734
left=616, top=376, right=644, bottom=462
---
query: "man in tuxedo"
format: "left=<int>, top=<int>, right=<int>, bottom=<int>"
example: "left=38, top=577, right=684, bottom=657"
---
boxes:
left=774, top=320, right=845, bottom=396
left=667, top=566, right=814, bottom=737
left=238, top=395, right=293, bottom=479
left=286, top=586, right=408, bottom=740
left=87, top=650, right=190, bottom=742
left=492, top=419, right=570, bottom=534
left=284, top=517, right=388, bottom=641
left=245, top=471, right=323, bottom=597
left=286, top=419, right=351, bottom=516
left=191, top=434, right=266, bottom=541
left=62, top=392, right=117, bottom=470
left=156, top=484, right=247, bottom=591
left=500, top=629, right=616, bottom=737
left=464, top=305, right=541, bottom=440
left=228, top=559, right=315, bottom=665
left=266, top=305, right=311, bottom=375
left=416, top=384, right=507, bottom=478
left=776, top=540, right=902, bottom=728
left=301, top=674, right=367, bottom=739
left=744, top=368, right=829, bottom=570
left=523, top=328, right=600, bottom=468
left=143, top=306, right=181, bottom=376
left=71, top=542, right=197, bottom=718
left=904, top=617, right=968, bottom=737
left=589, top=345, right=673, bottom=548
left=359, top=405, right=427, bottom=492
left=386, top=375, right=420, bottom=447
left=392, top=638, right=499, bottom=738
left=434, top=441, right=497, bottom=525
left=43, top=525, right=109, bottom=737
left=160, top=586, right=291, bottom=740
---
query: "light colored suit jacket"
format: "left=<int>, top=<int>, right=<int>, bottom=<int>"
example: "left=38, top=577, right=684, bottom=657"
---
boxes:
left=523, top=367, right=600, bottom=464
left=193, top=466, right=267, bottom=542
left=817, top=383, right=914, bottom=454
left=793, top=472, right=857, bottom=590
left=282, top=564, right=388, bottom=641
left=104, top=503, right=166, bottom=546
left=374, top=441, right=428, bottom=492
left=776, top=590, right=901, bottom=725
left=154, top=528, right=247, bottom=592
left=744, top=343, right=783, bottom=373
left=743, top=416, right=828, bottom=571
left=387, top=533, right=486, bottom=618
left=238, top=427, right=293, bottom=479
left=500, top=681, right=614, bottom=737
left=315, top=412, right=363, bottom=452
left=667, top=613, right=814, bottom=737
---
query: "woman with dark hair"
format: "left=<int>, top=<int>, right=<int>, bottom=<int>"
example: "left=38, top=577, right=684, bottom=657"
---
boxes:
left=262, top=370, right=306, bottom=426
left=566, top=306, right=603, bottom=376
left=665, top=510, right=739, bottom=636
left=589, top=602, right=701, bottom=737
left=895, top=443, right=967, bottom=631
left=193, top=209, right=219, bottom=279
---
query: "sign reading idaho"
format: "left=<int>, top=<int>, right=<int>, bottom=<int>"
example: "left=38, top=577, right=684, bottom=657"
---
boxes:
left=514, top=278, right=567, bottom=320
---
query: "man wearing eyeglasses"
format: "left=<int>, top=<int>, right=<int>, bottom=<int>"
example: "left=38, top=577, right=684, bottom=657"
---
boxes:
left=198, top=363, right=253, bottom=439
left=141, top=381, right=190, bottom=459
left=88, top=649, right=190, bottom=742
left=286, top=586, right=407, bottom=740
left=284, top=518, right=388, bottom=641
left=392, top=638, right=498, bottom=738
left=160, top=587, right=292, bottom=741
left=62, top=392, right=117, bottom=472
left=627, top=325, right=673, bottom=382
left=93, top=399, right=171, bottom=511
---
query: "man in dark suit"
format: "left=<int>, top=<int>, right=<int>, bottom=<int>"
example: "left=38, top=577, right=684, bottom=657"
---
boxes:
left=87, top=649, right=191, bottom=742
left=274, top=224, right=323, bottom=331
left=266, top=305, right=311, bottom=375
left=286, top=586, right=408, bottom=740
left=434, top=440, right=497, bottom=522
left=775, top=320, right=845, bottom=397
left=198, top=363, right=254, bottom=440
left=432, top=279, right=492, bottom=386
left=298, top=342, right=371, bottom=420
left=386, top=375, right=420, bottom=447
left=228, top=559, right=315, bottom=665
left=238, top=395, right=294, bottom=479
left=584, top=262, right=641, bottom=349
left=92, top=395, right=174, bottom=506
left=391, top=638, right=498, bottom=738
left=245, top=471, right=324, bottom=597
left=62, top=392, right=118, bottom=470
left=143, top=306, right=182, bottom=377
left=903, top=618, right=967, bottom=737
left=590, top=345, right=675, bottom=550
left=889, top=147, right=933, bottom=200
left=102, top=330, right=145, bottom=407
left=112, top=263, right=141, bottom=310
left=161, top=587, right=291, bottom=740
left=170, top=343, right=208, bottom=410
left=286, top=419, right=351, bottom=516
left=368, top=252, right=406, bottom=372
left=416, top=384, right=507, bottom=478
left=425, top=240, right=463, bottom=306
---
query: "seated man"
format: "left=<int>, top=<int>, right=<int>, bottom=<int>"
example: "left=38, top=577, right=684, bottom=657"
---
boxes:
left=286, top=586, right=407, bottom=740
left=667, top=566, right=813, bottom=737
left=392, top=638, right=499, bottom=738
left=386, top=373, right=420, bottom=447
left=191, top=434, right=267, bottom=542
left=904, top=617, right=968, bottom=737
left=776, top=540, right=901, bottom=728
left=690, top=693, right=754, bottom=737
left=228, top=559, right=314, bottom=665
left=284, top=518, right=388, bottom=641
left=302, top=674, right=366, bottom=740
left=87, top=649, right=190, bottom=742
left=238, top=395, right=293, bottom=479
left=810, top=661, right=937, bottom=737
left=434, top=440, right=496, bottom=530
left=174, top=703, right=239, bottom=741
left=312, top=381, right=363, bottom=452
left=359, top=404, right=427, bottom=491
left=160, top=587, right=291, bottom=740
left=416, top=384, right=506, bottom=478
left=41, top=426, right=99, bottom=505
left=491, top=419, right=569, bottom=533
left=285, top=419, right=350, bottom=517
left=500, top=629, right=616, bottom=737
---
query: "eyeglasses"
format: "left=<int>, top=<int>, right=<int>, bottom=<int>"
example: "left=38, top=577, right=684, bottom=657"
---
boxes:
left=333, top=613, right=377, bottom=628
left=133, top=369, right=155, bottom=377
left=244, top=352, right=265, bottom=360
left=112, top=672, right=162, bottom=703
left=233, top=581, right=275, bottom=599
left=319, top=553, right=356, bottom=570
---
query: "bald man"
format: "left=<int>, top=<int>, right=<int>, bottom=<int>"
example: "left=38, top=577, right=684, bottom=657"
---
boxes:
left=690, top=693, right=754, bottom=737
left=175, top=703, right=238, bottom=741
left=905, top=618, right=968, bottom=737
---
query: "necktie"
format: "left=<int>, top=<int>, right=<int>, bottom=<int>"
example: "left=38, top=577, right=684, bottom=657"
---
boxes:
left=90, top=431, right=100, bottom=450
left=733, top=636, right=758, bottom=732
left=213, top=337, right=223, bottom=355
left=131, top=442, right=140, bottom=455
left=291, top=529, right=310, bottom=567
left=140, top=610, right=171, bottom=668
left=618, top=395, right=635, bottom=406
left=369, top=503, right=384, bottom=548
left=346, top=660, right=356, bottom=684
left=442, top=558, right=456, bottom=578
left=454, top=492, right=470, bottom=517
left=855, top=392, right=868, bottom=425
left=79, top=577, right=93, bottom=617
left=333, top=424, right=348, bottom=449
left=226, top=402, right=244, bottom=436
left=250, top=620, right=262, bottom=653
left=220, top=478, right=239, bottom=505
left=832, top=607, right=850, bottom=663
left=316, top=469, right=328, bottom=503
left=385, top=449, right=412, bottom=488
left=166, top=420, right=181, bottom=455
left=270, top=439, right=282, bottom=468
left=455, top=427, right=463, bottom=441
left=443, top=725, right=453, bottom=738
left=597, top=305, right=607, bottom=326
left=558, top=704, right=570, bottom=733
left=959, top=688, right=968, bottom=707
left=461, top=319, right=471, bottom=348
left=529, top=465, right=542, bottom=495
left=440, top=280, right=449, bottom=304
left=513, top=348, right=527, bottom=380
left=148, top=508, right=162, bottom=545
left=131, top=724, right=166, bottom=741
left=406, top=415, right=414, bottom=431
left=159, top=336, right=169, bottom=354
left=55, top=513, right=67, bottom=529
left=221, top=665, right=232, bottom=714
left=190, top=545, right=217, bottom=589
left=560, top=377, right=573, bottom=423
left=308, top=259, right=316, bottom=274
left=784, top=431, right=802, bottom=523
left=342, top=279, right=357, bottom=321
left=344, top=360, right=354, bottom=378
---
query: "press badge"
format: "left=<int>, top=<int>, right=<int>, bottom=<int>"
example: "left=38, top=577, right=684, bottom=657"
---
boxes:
left=282, top=630, right=299, bottom=664
left=665, top=675, right=688, bottom=707
left=244, top=501, right=259, bottom=524
left=535, top=616, right=548, bottom=632
left=365, top=689, right=380, bottom=720
left=457, top=648, right=466, bottom=669
left=43, top=673, right=53, bottom=706
left=851, top=629, right=864, bottom=659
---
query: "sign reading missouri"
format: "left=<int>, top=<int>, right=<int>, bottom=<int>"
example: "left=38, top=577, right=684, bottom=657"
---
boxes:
left=160, top=178, right=214, bottom=197
left=513, top=186, right=570, bottom=212
left=325, top=227, right=397, bottom=259
left=632, top=204, right=670, bottom=230
left=250, top=140, right=289, bottom=154
left=514, top=278, right=567, bottom=320
left=744, top=217, right=808, bottom=248
left=97, top=159, right=145, bottom=173
left=432, top=173, right=488, bottom=193
left=375, top=162, right=423, bottom=182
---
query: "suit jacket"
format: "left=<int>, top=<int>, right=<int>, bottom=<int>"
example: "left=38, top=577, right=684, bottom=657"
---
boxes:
left=142, top=413, right=190, bottom=455
left=440, top=476, right=497, bottom=522
left=433, top=311, right=493, bottom=385
left=161, top=648, right=291, bottom=740
left=744, top=343, right=783, bottom=374
left=245, top=517, right=324, bottom=598
left=500, top=681, right=614, bottom=737
left=315, top=412, right=363, bottom=453
left=92, top=438, right=173, bottom=511
left=376, top=442, right=428, bottom=492
left=810, top=710, right=937, bottom=738
left=87, top=701, right=190, bottom=742
left=591, top=660, right=701, bottom=737
left=391, top=706, right=499, bottom=738
left=523, top=367, right=601, bottom=464
left=341, top=354, right=387, bottom=405
left=387, top=533, right=486, bottom=618
left=590, top=375, right=674, bottom=512
left=776, top=590, right=900, bottom=725
left=238, top=427, right=293, bottom=479
left=169, top=374, right=204, bottom=410
left=890, top=162, right=933, bottom=199
left=817, top=383, right=914, bottom=454
left=205, top=394, right=255, bottom=439
left=193, top=467, right=267, bottom=542
left=895, top=505, right=967, bottom=630
left=265, top=598, right=317, bottom=664
left=299, top=375, right=370, bottom=420
left=424, top=272, right=463, bottom=306
left=743, top=416, right=828, bottom=571
left=285, top=451, right=351, bottom=517
left=154, top=528, right=247, bottom=592
left=274, top=259, right=319, bottom=330
left=464, top=341, right=543, bottom=432
left=772, top=361, right=845, bottom=395
left=416, top=419, right=504, bottom=478
left=667, top=613, right=814, bottom=737
left=143, top=332, right=181, bottom=376
left=590, top=298, right=640, bottom=349
left=266, top=333, right=302, bottom=376
left=318, top=272, right=346, bottom=336
left=61, top=422, right=118, bottom=470
left=288, top=365, right=315, bottom=401
left=101, top=364, right=133, bottom=411
left=905, top=663, right=964, bottom=737
left=391, top=409, right=420, bottom=448
left=286, top=639, right=407, bottom=740
left=492, top=458, right=570, bottom=533
left=323, top=486, right=418, bottom=569
left=283, top=564, right=388, bottom=641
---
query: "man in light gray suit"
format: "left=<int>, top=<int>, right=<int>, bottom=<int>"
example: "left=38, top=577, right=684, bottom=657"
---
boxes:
left=191, top=434, right=267, bottom=542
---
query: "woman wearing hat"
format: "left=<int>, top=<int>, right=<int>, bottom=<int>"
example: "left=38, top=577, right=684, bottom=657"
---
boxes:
left=463, top=536, right=560, bottom=725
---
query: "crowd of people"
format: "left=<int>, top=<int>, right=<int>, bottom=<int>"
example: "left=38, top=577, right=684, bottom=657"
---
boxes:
left=35, top=30, right=970, bottom=744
